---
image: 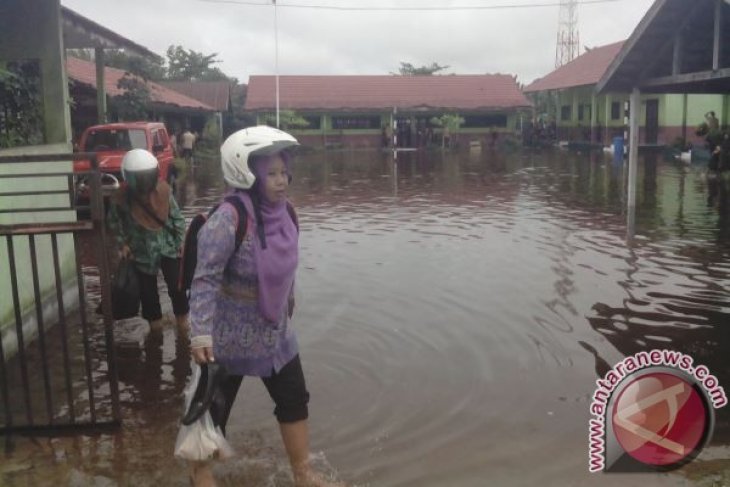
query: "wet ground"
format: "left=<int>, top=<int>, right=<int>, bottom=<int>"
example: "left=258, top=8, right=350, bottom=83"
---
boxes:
left=2, top=147, right=730, bottom=486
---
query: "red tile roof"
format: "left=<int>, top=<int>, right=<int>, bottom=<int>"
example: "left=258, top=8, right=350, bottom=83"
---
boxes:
left=245, top=75, right=531, bottom=111
left=524, top=41, right=625, bottom=93
left=159, top=81, right=232, bottom=111
left=65, top=57, right=214, bottom=111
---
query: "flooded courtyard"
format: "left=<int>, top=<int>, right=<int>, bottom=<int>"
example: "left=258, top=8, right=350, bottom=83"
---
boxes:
left=3, top=147, right=730, bottom=486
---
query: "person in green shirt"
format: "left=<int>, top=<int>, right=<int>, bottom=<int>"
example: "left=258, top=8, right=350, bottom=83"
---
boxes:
left=107, top=149, right=188, bottom=332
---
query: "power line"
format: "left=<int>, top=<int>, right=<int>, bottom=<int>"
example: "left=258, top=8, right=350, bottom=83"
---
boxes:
left=197, top=0, right=621, bottom=11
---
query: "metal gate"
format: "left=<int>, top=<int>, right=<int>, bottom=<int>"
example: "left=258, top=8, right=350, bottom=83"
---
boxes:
left=0, top=152, right=120, bottom=436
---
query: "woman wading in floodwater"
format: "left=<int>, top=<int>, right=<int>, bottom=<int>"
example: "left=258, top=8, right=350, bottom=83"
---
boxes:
left=188, top=126, right=342, bottom=487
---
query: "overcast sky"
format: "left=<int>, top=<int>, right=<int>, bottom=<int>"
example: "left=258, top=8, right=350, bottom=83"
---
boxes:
left=62, top=0, right=655, bottom=85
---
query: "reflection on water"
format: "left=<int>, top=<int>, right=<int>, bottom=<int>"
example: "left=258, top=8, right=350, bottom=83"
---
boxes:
left=3, top=148, right=730, bottom=486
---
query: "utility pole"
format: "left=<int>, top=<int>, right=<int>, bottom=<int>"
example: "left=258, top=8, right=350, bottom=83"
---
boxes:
left=555, top=0, right=579, bottom=68
left=273, top=0, right=280, bottom=128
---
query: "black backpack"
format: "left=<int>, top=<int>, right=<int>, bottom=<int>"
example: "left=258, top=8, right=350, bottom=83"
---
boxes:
left=178, top=195, right=248, bottom=296
left=178, top=195, right=299, bottom=297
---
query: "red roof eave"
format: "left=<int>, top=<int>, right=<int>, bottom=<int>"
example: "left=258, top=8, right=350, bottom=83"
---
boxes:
left=524, top=41, right=626, bottom=93
left=244, top=74, right=531, bottom=112
left=65, top=57, right=215, bottom=111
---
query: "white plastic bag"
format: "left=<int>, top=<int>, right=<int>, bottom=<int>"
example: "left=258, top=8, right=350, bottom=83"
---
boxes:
left=174, top=362, right=235, bottom=461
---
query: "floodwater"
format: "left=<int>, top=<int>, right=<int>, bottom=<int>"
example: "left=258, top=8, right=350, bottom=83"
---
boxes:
left=3, top=147, right=730, bottom=486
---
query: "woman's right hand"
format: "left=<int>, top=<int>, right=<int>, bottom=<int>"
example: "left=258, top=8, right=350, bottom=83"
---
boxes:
left=191, top=346, right=215, bottom=364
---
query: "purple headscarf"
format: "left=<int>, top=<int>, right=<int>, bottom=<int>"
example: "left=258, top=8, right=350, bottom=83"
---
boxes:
left=237, top=154, right=298, bottom=322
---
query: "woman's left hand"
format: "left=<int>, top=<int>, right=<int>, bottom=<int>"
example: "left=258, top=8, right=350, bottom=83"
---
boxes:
left=191, top=346, right=214, bottom=364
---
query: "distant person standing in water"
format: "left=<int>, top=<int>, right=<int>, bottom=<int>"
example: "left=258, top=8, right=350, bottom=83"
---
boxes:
left=181, top=129, right=196, bottom=162
left=169, top=130, right=179, bottom=157
left=706, top=111, right=720, bottom=132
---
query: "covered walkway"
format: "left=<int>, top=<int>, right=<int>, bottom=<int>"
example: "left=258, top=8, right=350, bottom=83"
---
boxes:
left=597, top=0, right=730, bottom=228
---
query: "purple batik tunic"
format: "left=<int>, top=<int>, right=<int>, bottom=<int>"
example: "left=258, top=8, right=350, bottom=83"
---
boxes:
left=189, top=201, right=298, bottom=377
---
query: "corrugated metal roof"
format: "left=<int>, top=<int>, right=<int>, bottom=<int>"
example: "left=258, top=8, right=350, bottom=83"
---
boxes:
left=159, top=81, right=232, bottom=111
left=245, top=75, right=532, bottom=111
left=524, top=41, right=625, bottom=93
left=598, top=0, right=730, bottom=94
left=61, top=6, right=161, bottom=60
left=66, top=57, right=215, bottom=111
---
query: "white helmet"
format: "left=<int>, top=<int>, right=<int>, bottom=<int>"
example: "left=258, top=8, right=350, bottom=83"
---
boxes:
left=122, top=148, right=159, bottom=194
left=221, top=126, right=299, bottom=189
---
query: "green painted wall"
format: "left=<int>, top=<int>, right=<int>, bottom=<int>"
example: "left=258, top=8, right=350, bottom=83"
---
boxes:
left=551, top=86, right=727, bottom=132
left=0, top=146, right=77, bottom=356
left=256, top=110, right=526, bottom=139
left=554, top=87, right=631, bottom=129
left=0, top=0, right=75, bottom=356
left=683, top=95, right=726, bottom=128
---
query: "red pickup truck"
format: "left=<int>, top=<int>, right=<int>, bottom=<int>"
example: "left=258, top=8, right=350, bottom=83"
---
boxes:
left=74, top=121, right=175, bottom=200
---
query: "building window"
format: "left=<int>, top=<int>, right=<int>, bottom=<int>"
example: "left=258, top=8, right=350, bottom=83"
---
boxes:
left=302, top=116, right=321, bottom=130
left=331, top=115, right=381, bottom=130
left=577, top=104, right=592, bottom=121
left=611, top=102, right=621, bottom=120
left=462, top=114, right=508, bottom=128
left=561, top=105, right=572, bottom=121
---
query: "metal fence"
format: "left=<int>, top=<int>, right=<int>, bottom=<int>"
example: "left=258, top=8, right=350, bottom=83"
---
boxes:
left=0, top=152, right=120, bottom=436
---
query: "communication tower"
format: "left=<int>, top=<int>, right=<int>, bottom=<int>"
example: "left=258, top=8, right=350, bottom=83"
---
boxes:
left=555, top=0, right=580, bottom=68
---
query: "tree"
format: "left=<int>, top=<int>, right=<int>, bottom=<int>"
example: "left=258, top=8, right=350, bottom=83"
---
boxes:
left=396, top=62, right=450, bottom=76
left=430, top=113, right=464, bottom=149
left=225, top=84, right=255, bottom=135
left=166, top=45, right=230, bottom=82
left=261, top=110, right=310, bottom=130
left=106, top=50, right=166, bottom=81
left=0, top=61, right=44, bottom=148
left=115, top=73, right=151, bottom=121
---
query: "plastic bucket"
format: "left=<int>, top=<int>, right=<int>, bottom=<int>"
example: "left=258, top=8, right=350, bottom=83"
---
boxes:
left=613, top=136, right=625, bottom=160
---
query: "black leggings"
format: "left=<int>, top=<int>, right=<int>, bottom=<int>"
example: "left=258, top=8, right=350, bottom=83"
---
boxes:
left=136, top=256, right=189, bottom=322
left=212, top=355, right=310, bottom=435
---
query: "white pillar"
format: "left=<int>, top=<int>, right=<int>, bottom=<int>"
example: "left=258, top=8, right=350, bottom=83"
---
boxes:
left=628, top=88, right=641, bottom=210
left=713, top=0, right=722, bottom=71
left=682, top=94, right=688, bottom=143
left=572, top=90, right=579, bottom=140
left=392, top=107, right=398, bottom=161
left=591, top=93, right=597, bottom=143
left=216, top=112, right=223, bottom=143
left=604, top=94, right=611, bottom=146
left=95, top=47, right=107, bottom=124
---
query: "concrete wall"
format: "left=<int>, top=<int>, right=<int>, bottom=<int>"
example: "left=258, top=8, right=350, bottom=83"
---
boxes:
left=549, top=86, right=728, bottom=146
left=257, top=110, right=526, bottom=149
left=0, top=0, right=76, bottom=357
left=0, top=145, right=78, bottom=358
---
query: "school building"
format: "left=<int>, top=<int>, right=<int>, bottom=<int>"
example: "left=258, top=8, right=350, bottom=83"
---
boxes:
left=244, top=75, right=532, bottom=149
left=524, top=40, right=729, bottom=148
left=66, top=57, right=216, bottom=143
